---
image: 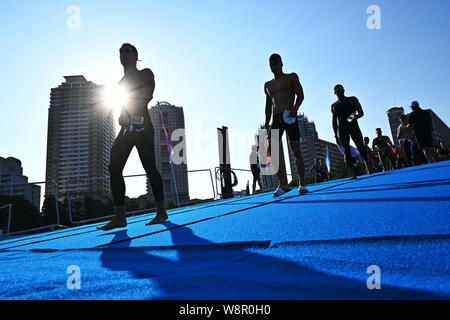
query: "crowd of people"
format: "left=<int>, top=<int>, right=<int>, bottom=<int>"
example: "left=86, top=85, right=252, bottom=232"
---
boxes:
left=250, top=98, right=449, bottom=193
left=362, top=102, right=449, bottom=174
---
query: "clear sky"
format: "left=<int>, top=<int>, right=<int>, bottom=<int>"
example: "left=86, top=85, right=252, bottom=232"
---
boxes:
left=0, top=0, right=449, bottom=200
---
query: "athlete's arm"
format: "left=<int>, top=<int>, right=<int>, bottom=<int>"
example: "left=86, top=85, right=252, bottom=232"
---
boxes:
left=137, top=68, right=155, bottom=105
left=351, top=97, right=364, bottom=120
left=264, top=82, right=272, bottom=128
left=292, top=73, right=304, bottom=110
left=331, top=104, right=338, bottom=142
left=386, top=136, right=393, bottom=148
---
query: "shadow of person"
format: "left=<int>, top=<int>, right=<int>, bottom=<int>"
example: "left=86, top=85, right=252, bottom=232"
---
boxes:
left=99, top=222, right=446, bottom=299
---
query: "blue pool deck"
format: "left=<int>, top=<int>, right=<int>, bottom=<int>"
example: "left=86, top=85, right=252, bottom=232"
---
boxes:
left=0, top=161, right=449, bottom=299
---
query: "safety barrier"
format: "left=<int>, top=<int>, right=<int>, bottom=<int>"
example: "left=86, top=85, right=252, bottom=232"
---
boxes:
left=0, top=181, right=63, bottom=237
left=0, top=204, right=11, bottom=236
left=214, top=167, right=293, bottom=198
left=66, top=169, right=216, bottom=226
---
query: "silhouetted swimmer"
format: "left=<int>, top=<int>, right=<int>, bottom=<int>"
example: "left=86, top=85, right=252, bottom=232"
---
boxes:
left=309, top=158, right=324, bottom=183
left=331, top=84, right=370, bottom=179
left=249, top=145, right=263, bottom=193
left=264, top=54, right=308, bottom=197
left=407, top=101, right=439, bottom=163
left=98, top=43, right=168, bottom=231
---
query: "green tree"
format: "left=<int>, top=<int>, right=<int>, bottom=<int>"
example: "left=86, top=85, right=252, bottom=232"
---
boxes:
left=83, top=196, right=106, bottom=219
left=334, top=160, right=350, bottom=179
left=41, top=194, right=58, bottom=226
left=125, top=197, right=139, bottom=212
left=0, top=195, right=41, bottom=233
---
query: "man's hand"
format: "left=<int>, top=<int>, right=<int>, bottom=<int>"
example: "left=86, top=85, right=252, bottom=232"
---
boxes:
left=119, top=111, right=130, bottom=127
left=289, top=106, right=298, bottom=118
left=335, top=135, right=341, bottom=145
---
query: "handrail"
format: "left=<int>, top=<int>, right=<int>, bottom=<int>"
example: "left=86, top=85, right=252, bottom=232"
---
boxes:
left=0, top=204, right=12, bottom=236
left=66, top=173, right=149, bottom=226
left=0, top=181, right=61, bottom=236
left=170, top=169, right=215, bottom=200
left=66, top=168, right=217, bottom=226
left=214, top=167, right=292, bottom=198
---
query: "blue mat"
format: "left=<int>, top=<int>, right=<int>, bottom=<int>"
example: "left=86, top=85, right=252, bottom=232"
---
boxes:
left=0, top=162, right=449, bottom=299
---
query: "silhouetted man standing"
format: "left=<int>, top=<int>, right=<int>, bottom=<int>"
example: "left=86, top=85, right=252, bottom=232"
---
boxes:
left=98, top=43, right=168, bottom=231
left=264, top=53, right=308, bottom=197
left=331, top=84, right=369, bottom=179
left=408, top=101, right=438, bottom=163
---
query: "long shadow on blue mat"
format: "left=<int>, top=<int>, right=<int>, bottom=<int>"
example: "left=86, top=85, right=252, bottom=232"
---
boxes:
left=99, top=222, right=445, bottom=299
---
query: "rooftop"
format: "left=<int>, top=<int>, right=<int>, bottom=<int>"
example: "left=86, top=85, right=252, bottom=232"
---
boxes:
left=0, top=161, right=449, bottom=299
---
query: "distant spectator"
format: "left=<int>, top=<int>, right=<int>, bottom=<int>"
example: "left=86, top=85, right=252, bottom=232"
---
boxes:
left=397, top=114, right=415, bottom=167
left=437, top=141, right=450, bottom=162
left=249, top=145, right=263, bottom=193
left=393, top=145, right=408, bottom=169
left=309, top=158, right=325, bottom=183
left=319, top=159, right=330, bottom=181
left=363, top=137, right=377, bottom=173
left=407, top=101, right=438, bottom=163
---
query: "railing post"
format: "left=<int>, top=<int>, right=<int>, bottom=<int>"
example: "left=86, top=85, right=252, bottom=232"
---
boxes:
left=52, top=181, right=60, bottom=226
left=207, top=169, right=216, bottom=199
left=66, top=179, right=75, bottom=225
left=7, top=204, right=12, bottom=236
left=0, top=204, right=13, bottom=237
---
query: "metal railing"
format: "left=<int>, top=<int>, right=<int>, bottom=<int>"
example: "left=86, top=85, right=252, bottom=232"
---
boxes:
left=214, top=167, right=293, bottom=198
left=169, top=169, right=216, bottom=203
left=0, top=204, right=12, bottom=236
left=66, top=169, right=217, bottom=226
left=0, top=181, right=63, bottom=237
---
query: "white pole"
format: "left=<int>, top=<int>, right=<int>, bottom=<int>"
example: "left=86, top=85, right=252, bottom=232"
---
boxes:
left=157, top=101, right=180, bottom=208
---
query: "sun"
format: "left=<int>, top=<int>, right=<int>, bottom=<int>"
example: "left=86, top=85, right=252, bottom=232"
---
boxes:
left=103, top=84, right=128, bottom=117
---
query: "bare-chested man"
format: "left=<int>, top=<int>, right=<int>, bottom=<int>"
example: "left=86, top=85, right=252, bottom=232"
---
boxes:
left=264, top=53, right=308, bottom=197
left=98, top=43, right=168, bottom=231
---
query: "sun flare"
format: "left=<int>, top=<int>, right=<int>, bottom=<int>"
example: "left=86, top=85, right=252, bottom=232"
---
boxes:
left=103, top=85, right=128, bottom=116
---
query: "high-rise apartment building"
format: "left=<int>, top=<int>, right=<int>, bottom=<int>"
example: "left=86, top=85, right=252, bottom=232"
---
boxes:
left=45, top=76, right=115, bottom=200
left=148, top=102, right=189, bottom=204
left=426, top=109, right=450, bottom=146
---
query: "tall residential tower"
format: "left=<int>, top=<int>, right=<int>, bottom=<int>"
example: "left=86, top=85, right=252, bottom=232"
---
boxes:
left=148, top=102, right=189, bottom=204
left=45, top=76, right=115, bottom=200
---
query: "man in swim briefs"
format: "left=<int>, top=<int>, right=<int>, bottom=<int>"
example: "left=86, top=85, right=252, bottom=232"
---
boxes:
left=264, top=53, right=308, bottom=197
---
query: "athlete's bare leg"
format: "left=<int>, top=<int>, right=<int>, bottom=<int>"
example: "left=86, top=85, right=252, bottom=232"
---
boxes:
left=289, top=140, right=306, bottom=186
left=97, top=206, right=127, bottom=231
left=275, top=147, right=290, bottom=191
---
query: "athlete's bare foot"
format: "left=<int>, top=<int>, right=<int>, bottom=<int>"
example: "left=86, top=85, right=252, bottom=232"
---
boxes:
left=146, top=201, right=168, bottom=225
left=97, top=218, right=127, bottom=231
left=273, top=185, right=290, bottom=198
left=298, top=185, right=309, bottom=195
left=146, top=212, right=168, bottom=225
